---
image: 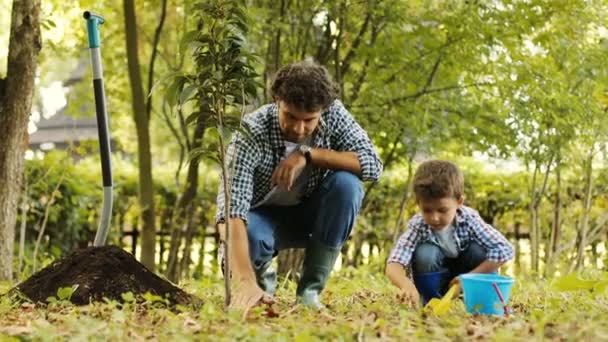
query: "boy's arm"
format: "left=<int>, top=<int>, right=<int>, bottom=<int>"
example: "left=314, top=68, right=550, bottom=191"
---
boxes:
left=466, top=208, right=515, bottom=266
left=386, top=263, right=419, bottom=306
left=386, top=223, right=422, bottom=306
left=386, top=262, right=414, bottom=289
left=386, top=220, right=421, bottom=267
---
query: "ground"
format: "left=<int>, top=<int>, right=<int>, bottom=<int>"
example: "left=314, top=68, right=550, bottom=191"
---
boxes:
left=1, top=266, right=607, bottom=341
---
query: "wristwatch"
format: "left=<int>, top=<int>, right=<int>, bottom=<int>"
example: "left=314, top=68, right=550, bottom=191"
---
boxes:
left=298, top=144, right=313, bottom=164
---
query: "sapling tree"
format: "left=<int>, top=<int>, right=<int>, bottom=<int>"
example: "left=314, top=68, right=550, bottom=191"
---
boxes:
left=164, top=0, right=259, bottom=305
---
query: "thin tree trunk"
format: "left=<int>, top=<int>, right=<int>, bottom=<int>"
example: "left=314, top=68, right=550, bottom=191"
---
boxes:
left=591, top=242, right=598, bottom=268
left=273, top=0, right=285, bottom=73
left=529, top=153, right=553, bottom=274
left=178, top=207, right=199, bottom=279
left=124, top=0, right=156, bottom=271
left=391, top=154, right=415, bottom=243
left=0, top=0, right=41, bottom=282
left=165, top=113, right=206, bottom=282
left=575, top=148, right=594, bottom=270
left=514, top=222, right=521, bottom=275
left=333, top=1, right=345, bottom=92
left=546, top=161, right=561, bottom=277
left=33, top=171, right=65, bottom=272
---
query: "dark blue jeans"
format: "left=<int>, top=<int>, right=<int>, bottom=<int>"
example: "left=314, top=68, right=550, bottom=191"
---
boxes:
left=412, top=242, right=487, bottom=295
left=246, top=171, right=364, bottom=268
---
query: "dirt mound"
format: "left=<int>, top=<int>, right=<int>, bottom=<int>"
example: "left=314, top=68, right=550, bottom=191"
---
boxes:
left=13, top=246, right=201, bottom=307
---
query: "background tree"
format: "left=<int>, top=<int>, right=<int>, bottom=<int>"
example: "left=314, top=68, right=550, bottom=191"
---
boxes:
left=0, top=0, right=41, bottom=281
left=123, top=0, right=166, bottom=271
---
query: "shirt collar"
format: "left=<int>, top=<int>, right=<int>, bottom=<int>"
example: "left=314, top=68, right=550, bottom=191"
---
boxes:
left=453, top=206, right=466, bottom=227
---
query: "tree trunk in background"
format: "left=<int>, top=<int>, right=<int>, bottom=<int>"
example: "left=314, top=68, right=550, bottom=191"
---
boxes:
left=546, top=161, right=561, bottom=276
left=514, top=222, right=521, bottom=275
left=529, top=164, right=539, bottom=274
left=165, top=114, right=206, bottom=282
left=0, top=0, right=41, bottom=282
left=575, top=149, right=594, bottom=270
left=529, top=154, right=553, bottom=275
left=391, top=156, right=415, bottom=243
left=124, top=0, right=156, bottom=271
left=277, top=248, right=305, bottom=279
left=591, top=242, right=598, bottom=268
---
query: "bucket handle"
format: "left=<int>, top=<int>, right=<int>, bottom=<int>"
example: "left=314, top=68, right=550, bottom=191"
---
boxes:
left=492, top=282, right=509, bottom=317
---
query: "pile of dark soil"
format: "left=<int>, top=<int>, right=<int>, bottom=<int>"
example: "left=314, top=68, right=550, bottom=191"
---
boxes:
left=12, top=246, right=201, bottom=307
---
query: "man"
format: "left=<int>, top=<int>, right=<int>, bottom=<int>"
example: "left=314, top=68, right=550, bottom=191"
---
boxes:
left=216, top=61, right=382, bottom=310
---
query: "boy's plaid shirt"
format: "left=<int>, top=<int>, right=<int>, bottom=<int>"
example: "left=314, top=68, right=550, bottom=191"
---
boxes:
left=215, top=100, right=383, bottom=224
left=387, top=206, right=514, bottom=266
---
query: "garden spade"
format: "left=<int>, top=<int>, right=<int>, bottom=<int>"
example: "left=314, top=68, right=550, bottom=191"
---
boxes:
left=425, top=284, right=459, bottom=316
left=83, top=11, right=113, bottom=246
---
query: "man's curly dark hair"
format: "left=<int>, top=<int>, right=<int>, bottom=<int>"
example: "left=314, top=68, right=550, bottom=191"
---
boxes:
left=270, top=60, right=339, bottom=112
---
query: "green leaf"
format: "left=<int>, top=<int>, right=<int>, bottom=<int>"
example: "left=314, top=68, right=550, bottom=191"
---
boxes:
left=189, top=147, right=221, bottom=165
left=179, top=84, right=198, bottom=107
left=165, top=76, right=189, bottom=108
left=180, top=30, right=201, bottom=55
left=121, top=291, right=135, bottom=303
left=142, top=292, right=164, bottom=303
left=57, top=284, right=79, bottom=301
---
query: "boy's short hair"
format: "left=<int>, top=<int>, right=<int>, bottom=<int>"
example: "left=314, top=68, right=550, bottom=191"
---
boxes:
left=270, top=60, right=339, bottom=112
left=413, top=160, right=464, bottom=201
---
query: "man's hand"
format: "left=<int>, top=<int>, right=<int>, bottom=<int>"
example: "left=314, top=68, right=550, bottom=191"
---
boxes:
left=271, top=152, right=307, bottom=190
left=229, top=280, right=274, bottom=315
left=397, top=280, right=420, bottom=308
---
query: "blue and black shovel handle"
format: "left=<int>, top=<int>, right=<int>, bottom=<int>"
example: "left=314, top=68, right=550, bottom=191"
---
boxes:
left=84, top=11, right=113, bottom=247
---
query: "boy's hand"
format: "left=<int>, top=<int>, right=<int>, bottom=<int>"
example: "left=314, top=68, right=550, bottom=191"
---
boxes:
left=397, top=281, right=420, bottom=307
left=449, top=276, right=462, bottom=295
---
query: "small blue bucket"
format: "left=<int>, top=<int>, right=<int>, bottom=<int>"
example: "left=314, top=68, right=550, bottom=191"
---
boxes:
left=413, top=269, right=450, bottom=305
left=460, top=273, right=514, bottom=316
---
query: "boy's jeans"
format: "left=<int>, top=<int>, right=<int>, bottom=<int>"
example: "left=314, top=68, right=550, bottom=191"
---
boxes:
left=246, top=171, right=364, bottom=270
left=412, top=242, right=487, bottom=294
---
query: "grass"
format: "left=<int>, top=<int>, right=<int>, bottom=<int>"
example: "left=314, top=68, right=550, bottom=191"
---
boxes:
left=1, top=266, right=608, bottom=341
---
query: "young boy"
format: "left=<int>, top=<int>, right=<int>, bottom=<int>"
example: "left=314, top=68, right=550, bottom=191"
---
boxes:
left=385, top=160, right=514, bottom=306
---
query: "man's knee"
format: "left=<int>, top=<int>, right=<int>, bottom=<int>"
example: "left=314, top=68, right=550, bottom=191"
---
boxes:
left=324, top=171, right=364, bottom=204
left=413, top=243, right=445, bottom=273
left=310, top=172, right=363, bottom=248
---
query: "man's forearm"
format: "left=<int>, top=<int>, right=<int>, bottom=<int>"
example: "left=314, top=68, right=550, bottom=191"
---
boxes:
left=227, top=218, right=256, bottom=283
left=310, top=148, right=361, bottom=176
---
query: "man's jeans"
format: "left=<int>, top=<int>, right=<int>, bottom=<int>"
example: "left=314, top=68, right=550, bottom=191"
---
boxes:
left=412, top=242, right=487, bottom=295
left=246, top=171, right=364, bottom=269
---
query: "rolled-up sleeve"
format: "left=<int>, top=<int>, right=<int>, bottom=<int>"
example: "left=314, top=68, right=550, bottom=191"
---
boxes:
left=215, top=127, right=260, bottom=224
left=467, top=210, right=514, bottom=263
left=330, top=101, right=383, bottom=182
left=387, top=221, right=420, bottom=267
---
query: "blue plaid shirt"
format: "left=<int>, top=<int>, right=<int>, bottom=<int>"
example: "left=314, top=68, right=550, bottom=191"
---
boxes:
left=216, top=100, right=383, bottom=224
left=387, top=206, right=514, bottom=266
